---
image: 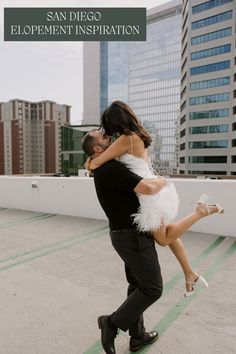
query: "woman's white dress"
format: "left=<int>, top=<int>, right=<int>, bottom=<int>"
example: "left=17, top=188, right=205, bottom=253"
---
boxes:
left=119, top=154, right=179, bottom=232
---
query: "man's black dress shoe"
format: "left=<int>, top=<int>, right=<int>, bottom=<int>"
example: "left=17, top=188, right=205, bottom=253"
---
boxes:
left=129, top=331, right=159, bottom=352
left=97, top=315, right=117, bottom=354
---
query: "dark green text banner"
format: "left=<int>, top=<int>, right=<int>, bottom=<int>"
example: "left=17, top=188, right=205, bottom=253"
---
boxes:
left=4, top=8, right=146, bottom=41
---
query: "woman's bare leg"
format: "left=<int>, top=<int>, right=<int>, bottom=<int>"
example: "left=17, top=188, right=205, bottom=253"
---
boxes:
left=169, top=239, right=198, bottom=292
left=153, top=204, right=219, bottom=246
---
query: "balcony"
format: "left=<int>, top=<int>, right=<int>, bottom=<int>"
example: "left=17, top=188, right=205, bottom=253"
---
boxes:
left=0, top=176, right=235, bottom=353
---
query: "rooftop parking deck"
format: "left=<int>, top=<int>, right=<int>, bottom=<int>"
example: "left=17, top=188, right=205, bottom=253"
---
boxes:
left=0, top=208, right=235, bottom=354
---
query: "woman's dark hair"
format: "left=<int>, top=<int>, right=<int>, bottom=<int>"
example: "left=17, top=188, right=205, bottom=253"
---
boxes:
left=100, top=101, right=152, bottom=148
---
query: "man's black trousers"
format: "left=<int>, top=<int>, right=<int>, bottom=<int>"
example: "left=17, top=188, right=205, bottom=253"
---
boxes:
left=109, top=229, right=163, bottom=336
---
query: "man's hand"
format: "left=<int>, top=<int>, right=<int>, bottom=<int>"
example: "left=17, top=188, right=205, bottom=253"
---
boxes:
left=134, top=176, right=167, bottom=195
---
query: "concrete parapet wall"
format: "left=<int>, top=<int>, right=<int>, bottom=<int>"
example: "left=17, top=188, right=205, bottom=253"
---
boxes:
left=0, top=176, right=106, bottom=220
left=0, top=176, right=234, bottom=237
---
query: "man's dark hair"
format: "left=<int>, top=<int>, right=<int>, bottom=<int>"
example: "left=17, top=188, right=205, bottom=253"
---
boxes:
left=82, top=132, right=97, bottom=156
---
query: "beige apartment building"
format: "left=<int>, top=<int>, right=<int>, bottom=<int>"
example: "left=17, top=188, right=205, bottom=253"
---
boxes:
left=0, top=99, right=70, bottom=175
left=179, top=0, right=236, bottom=175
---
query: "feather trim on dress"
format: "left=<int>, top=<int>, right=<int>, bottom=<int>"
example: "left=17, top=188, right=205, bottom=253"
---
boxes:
left=118, top=154, right=179, bottom=232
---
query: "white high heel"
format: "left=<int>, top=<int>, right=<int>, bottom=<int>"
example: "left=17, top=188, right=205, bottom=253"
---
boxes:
left=184, top=275, right=209, bottom=298
left=198, top=193, right=224, bottom=215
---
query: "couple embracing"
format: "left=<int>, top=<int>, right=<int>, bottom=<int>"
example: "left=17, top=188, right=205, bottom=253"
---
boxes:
left=82, top=101, right=223, bottom=354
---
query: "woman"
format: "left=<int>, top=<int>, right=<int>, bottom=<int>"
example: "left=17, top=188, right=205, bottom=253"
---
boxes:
left=88, top=101, right=223, bottom=296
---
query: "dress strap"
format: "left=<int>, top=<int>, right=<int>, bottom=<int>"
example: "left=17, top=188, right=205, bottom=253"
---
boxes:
left=129, top=135, right=133, bottom=155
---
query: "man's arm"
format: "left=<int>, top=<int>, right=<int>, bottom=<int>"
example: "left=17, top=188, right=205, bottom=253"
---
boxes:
left=96, top=160, right=167, bottom=195
left=134, top=177, right=167, bottom=195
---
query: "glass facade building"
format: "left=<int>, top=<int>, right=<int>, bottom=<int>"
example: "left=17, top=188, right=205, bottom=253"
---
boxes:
left=84, top=0, right=236, bottom=176
left=100, top=3, right=182, bottom=173
left=107, top=42, right=129, bottom=107
left=61, top=125, right=98, bottom=175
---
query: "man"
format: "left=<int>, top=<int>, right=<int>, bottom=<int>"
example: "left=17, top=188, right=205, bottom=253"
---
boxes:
left=82, top=130, right=166, bottom=354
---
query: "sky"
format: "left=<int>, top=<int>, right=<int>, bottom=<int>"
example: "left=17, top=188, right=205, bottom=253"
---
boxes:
left=0, top=0, right=170, bottom=124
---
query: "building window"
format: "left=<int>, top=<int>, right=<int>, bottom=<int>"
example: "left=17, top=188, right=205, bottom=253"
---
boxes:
left=231, top=156, right=236, bottom=163
left=189, top=156, right=227, bottom=163
left=191, top=27, right=232, bottom=45
left=180, top=129, right=186, bottom=137
left=233, top=90, right=236, bottom=98
left=181, top=43, right=187, bottom=59
left=189, top=109, right=229, bottom=120
left=189, top=140, right=228, bottom=149
left=183, top=0, right=189, bottom=17
left=182, top=13, right=188, bottom=31
left=190, top=76, right=230, bottom=90
left=192, top=0, right=233, bottom=14
left=189, top=124, right=228, bottom=134
left=234, top=73, right=236, bottom=82
left=232, top=122, right=236, bottom=131
left=180, top=115, right=186, bottom=124
left=181, top=86, right=187, bottom=99
left=233, top=106, right=236, bottom=115
left=181, top=57, right=187, bottom=71
left=191, top=44, right=231, bottom=61
left=232, top=139, right=236, bottom=147
left=190, top=93, right=229, bottom=105
left=192, top=11, right=232, bottom=30
left=190, top=60, right=230, bottom=75
left=180, top=156, right=185, bottom=163
left=180, top=143, right=185, bottom=151
left=189, top=170, right=227, bottom=175
left=181, top=72, right=187, bottom=85
left=182, top=28, right=188, bottom=44
left=181, top=101, right=186, bottom=112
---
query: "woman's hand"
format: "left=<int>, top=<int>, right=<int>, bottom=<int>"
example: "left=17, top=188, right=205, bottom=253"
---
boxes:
left=84, top=157, right=92, bottom=171
left=84, top=157, right=99, bottom=171
left=89, top=159, right=99, bottom=170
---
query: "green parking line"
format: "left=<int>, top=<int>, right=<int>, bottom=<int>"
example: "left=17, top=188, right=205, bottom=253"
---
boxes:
left=139, top=240, right=236, bottom=354
left=83, top=343, right=103, bottom=354
left=0, top=212, right=54, bottom=228
left=0, top=211, right=49, bottom=224
left=0, top=229, right=108, bottom=273
left=0, top=226, right=109, bottom=269
left=83, top=235, right=225, bottom=354
left=163, top=236, right=225, bottom=294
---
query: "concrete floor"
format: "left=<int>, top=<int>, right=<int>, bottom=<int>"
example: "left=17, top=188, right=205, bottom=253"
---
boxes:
left=0, top=208, right=235, bottom=354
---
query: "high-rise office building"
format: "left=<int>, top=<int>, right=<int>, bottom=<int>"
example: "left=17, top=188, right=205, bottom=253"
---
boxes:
left=0, top=99, right=70, bottom=175
left=83, top=0, right=182, bottom=173
left=179, top=0, right=236, bottom=176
